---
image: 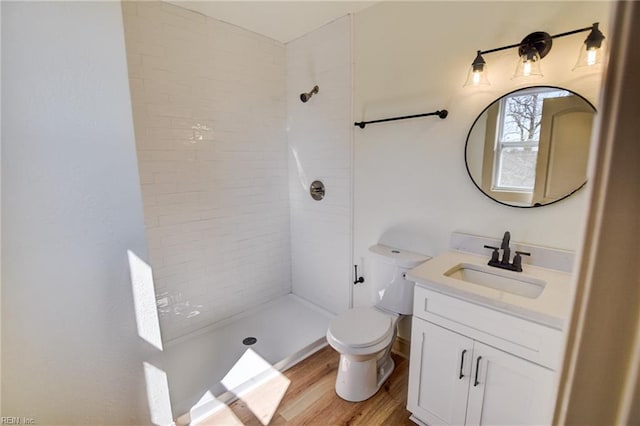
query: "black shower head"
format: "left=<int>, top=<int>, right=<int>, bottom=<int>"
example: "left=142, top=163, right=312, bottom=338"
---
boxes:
left=300, top=85, right=319, bottom=103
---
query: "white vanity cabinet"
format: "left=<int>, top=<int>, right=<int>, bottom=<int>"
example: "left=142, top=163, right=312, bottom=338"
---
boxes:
left=408, top=286, right=562, bottom=426
left=465, top=340, right=555, bottom=426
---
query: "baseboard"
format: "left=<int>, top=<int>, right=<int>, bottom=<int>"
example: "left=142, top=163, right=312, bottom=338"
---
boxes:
left=410, top=414, right=428, bottom=426
left=392, top=336, right=410, bottom=359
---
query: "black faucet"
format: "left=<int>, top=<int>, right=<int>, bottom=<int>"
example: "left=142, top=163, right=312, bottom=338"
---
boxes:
left=484, top=231, right=531, bottom=272
left=500, top=231, right=511, bottom=265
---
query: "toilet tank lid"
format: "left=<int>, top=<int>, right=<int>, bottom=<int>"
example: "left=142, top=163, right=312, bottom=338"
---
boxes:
left=368, top=244, right=431, bottom=268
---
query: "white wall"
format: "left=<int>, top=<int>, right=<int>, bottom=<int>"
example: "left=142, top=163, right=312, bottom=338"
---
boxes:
left=122, top=2, right=290, bottom=341
left=353, top=1, right=611, bottom=308
left=2, top=2, right=157, bottom=424
left=286, top=16, right=353, bottom=314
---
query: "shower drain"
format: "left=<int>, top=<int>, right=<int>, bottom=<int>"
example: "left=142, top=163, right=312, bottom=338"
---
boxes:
left=242, top=337, right=257, bottom=346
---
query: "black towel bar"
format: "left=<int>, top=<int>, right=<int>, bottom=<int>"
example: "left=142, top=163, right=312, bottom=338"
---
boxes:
left=354, top=109, right=448, bottom=129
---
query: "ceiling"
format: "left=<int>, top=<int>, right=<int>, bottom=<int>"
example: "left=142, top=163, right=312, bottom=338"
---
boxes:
left=166, top=1, right=377, bottom=43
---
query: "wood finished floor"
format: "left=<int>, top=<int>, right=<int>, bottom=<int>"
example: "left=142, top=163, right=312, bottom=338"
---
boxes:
left=198, top=345, right=415, bottom=425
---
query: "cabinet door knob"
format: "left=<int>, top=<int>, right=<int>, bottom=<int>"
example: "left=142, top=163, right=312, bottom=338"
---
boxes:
left=459, top=349, right=467, bottom=379
left=474, top=356, right=483, bottom=387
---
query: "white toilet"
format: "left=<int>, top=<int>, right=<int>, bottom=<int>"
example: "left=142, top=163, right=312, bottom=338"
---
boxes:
left=326, top=244, right=430, bottom=402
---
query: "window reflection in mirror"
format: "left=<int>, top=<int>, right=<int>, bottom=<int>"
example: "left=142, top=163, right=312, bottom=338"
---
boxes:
left=465, top=86, right=595, bottom=207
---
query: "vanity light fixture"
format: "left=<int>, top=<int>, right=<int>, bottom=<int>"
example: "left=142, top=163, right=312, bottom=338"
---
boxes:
left=464, top=51, right=490, bottom=87
left=574, top=23, right=606, bottom=69
left=464, top=22, right=605, bottom=87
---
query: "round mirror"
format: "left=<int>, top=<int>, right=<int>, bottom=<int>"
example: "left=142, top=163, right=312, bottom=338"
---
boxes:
left=465, top=86, right=596, bottom=207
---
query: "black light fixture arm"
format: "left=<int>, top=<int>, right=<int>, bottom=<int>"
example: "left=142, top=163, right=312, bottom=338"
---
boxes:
left=480, top=41, right=525, bottom=56
left=354, top=109, right=448, bottom=129
left=477, top=23, right=597, bottom=56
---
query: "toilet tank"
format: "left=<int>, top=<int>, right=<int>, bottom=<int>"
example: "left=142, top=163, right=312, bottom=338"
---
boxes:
left=369, top=244, right=431, bottom=315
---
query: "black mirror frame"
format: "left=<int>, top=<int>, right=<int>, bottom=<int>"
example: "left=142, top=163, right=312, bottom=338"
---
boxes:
left=464, top=85, right=596, bottom=208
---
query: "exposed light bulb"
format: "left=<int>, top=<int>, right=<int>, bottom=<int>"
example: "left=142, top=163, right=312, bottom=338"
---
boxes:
left=587, top=48, right=598, bottom=66
left=523, top=61, right=532, bottom=77
left=472, top=71, right=481, bottom=85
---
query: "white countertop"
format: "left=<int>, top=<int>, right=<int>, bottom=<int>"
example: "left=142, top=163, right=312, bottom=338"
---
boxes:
left=407, top=250, right=574, bottom=330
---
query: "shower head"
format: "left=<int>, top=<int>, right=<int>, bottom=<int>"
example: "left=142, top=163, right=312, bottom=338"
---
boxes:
left=300, top=85, right=319, bottom=103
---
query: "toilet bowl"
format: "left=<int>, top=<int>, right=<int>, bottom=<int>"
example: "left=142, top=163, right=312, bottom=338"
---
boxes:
left=326, top=244, right=430, bottom=402
left=327, top=306, right=399, bottom=402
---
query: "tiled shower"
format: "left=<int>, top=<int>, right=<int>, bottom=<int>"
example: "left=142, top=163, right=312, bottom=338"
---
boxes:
left=122, top=1, right=352, bottom=342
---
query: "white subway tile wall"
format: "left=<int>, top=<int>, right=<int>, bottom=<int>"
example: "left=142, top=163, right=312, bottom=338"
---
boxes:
left=286, top=16, right=353, bottom=314
left=122, top=1, right=291, bottom=341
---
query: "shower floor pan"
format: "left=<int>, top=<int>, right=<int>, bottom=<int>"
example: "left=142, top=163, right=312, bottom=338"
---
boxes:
left=152, top=294, right=334, bottom=424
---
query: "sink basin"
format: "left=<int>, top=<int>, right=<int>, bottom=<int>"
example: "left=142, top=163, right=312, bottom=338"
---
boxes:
left=443, top=263, right=546, bottom=299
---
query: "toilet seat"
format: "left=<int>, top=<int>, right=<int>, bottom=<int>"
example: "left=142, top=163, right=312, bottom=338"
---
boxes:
left=327, top=307, right=396, bottom=355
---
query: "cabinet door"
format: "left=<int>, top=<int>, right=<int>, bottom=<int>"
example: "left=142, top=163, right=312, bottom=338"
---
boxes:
left=466, top=342, right=557, bottom=426
left=408, top=319, right=474, bottom=426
